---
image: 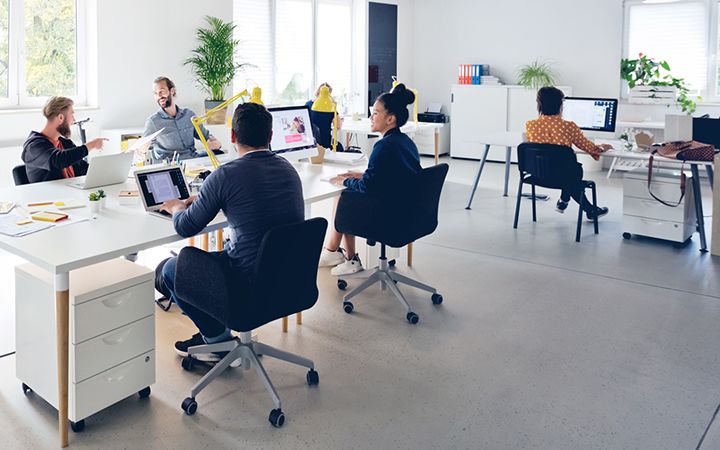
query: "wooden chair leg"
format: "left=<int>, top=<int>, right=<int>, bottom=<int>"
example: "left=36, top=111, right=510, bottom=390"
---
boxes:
left=296, top=312, right=302, bottom=325
left=201, top=233, right=209, bottom=251
left=216, top=229, right=224, bottom=251
left=188, top=237, right=195, bottom=247
left=282, top=316, right=288, bottom=333
left=407, top=242, right=414, bottom=267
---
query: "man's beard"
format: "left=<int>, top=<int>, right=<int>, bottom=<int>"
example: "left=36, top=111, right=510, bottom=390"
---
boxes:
left=57, top=120, right=72, bottom=138
left=159, top=96, right=173, bottom=108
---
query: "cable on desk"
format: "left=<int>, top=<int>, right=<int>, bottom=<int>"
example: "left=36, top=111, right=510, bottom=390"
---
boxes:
left=0, top=351, right=15, bottom=359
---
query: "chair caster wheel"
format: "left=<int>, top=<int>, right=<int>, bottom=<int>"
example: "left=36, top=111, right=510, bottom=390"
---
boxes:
left=406, top=312, right=419, bottom=324
left=70, top=420, right=85, bottom=433
left=181, top=397, right=197, bottom=415
left=269, top=408, right=285, bottom=427
left=181, top=356, right=195, bottom=371
left=138, top=386, right=151, bottom=398
left=307, top=369, right=319, bottom=386
left=389, top=259, right=396, bottom=267
left=622, top=232, right=631, bottom=240
left=337, top=279, right=347, bottom=290
left=22, top=383, right=32, bottom=394
left=431, top=293, right=443, bottom=305
left=343, top=302, right=354, bottom=314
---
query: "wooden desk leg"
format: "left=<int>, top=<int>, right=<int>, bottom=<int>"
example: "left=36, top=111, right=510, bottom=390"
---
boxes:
left=188, top=237, right=195, bottom=247
left=55, top=272, right=70, bottom=448
left=296, top=312, right=302, bottom=325
left=434, top=131, right=440, bottom=165
left=282, top=316, right=288, bottom=333
left=216, top=229, right=224, bottom=251
left=407, top=242, right=414, bottom=267
left=201, top=233, right=209, bottom=251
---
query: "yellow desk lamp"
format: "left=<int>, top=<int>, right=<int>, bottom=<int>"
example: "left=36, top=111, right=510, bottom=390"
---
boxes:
left=193, top=87, right=264, bottom=169
left=311, top=85, right=338, bottom=152
left=391, top=76, right=419, bottom=126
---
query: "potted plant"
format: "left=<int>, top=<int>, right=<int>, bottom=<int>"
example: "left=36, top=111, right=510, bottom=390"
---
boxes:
left=517, top=60, right=556, bottom=90
left=620, top=54, right=698, bottom=114
left=97, top=189, right=106, bottom=210
left=88, top=191, right=101, bottom=213
left=184, top=16, right=251, bottom=124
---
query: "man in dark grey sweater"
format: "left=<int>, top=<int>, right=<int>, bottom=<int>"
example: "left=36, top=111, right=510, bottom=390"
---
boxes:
left=157, top=103, right=304, bottom=361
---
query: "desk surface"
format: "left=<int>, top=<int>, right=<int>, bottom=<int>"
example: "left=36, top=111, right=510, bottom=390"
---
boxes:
left=0, top=161, right=343, bottom=275
left=341, top=118, right=444, bottom=135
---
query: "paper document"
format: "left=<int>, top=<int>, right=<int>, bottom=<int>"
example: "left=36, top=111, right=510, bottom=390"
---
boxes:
left=0, top=214, right=54, bottom=237
left=323, top=152, right=367, bottom=166
left=126, top=128, right=164, bottom=153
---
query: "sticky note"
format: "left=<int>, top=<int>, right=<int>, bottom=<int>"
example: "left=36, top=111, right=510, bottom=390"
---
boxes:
left=16, top=219, right=33, bottom=225
left=54, top=201, right=65, bottom=206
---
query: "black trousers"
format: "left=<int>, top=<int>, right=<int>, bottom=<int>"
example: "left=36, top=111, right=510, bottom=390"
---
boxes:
left=560, top=163, right=593, bottom=213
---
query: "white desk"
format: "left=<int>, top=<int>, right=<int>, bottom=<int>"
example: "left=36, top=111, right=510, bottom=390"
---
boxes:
left=340, top=118, right=445, bottom=164
left=0, top=161, right=343, bottom=447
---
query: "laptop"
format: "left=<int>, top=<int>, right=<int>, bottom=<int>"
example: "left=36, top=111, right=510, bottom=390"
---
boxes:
left=134, top=165, right=191, bottom=220
left=68, top=152, right=135, bottom=189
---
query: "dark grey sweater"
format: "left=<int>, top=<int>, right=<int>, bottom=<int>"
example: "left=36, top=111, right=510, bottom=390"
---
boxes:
left=173, top=150, right=304, bottom=274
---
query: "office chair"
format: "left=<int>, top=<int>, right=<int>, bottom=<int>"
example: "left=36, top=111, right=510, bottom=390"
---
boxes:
left=513, top=143, right=598, bottom=242
left=335, top=164, right=448, bottom=324
left=12, top=165, right=29, bottom=186
left=174, top=218, right=327, bottom=427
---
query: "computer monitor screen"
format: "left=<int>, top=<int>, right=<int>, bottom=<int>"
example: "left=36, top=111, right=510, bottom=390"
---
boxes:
left=562, top=97, right=618, bottom=133
left=693, top=118, right=720, bottom=149
left=268, top=105, right=316, bottom=156
left=136, top=167, right=190, bottom=208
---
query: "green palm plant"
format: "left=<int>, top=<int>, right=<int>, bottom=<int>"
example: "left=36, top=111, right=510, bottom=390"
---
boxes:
left=184, top=16, right=250, bottom=102
left=517, top=60, right=556, bottom=90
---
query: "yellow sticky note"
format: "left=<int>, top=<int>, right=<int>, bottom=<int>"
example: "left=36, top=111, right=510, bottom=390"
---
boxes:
left=54, top=201, right=65, bottom=206
left=16, top=219, right=32, bottom=225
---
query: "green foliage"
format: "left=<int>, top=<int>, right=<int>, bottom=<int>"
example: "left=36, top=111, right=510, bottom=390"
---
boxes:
left=517, top=60, right=556, bottom=90
left=276, top=73, right=308, bottom=105
left=620, top=54, right=698, bottom=115
left=97, top=189, right=105, bottom=198
left=185, top=16, right=251, bottom=101
left=88, top=192, right=100, bottom=201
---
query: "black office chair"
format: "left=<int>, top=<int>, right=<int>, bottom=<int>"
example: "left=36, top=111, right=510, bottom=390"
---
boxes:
left=174, top=218, right=327, bottom=427
left=513, top=143, right=598, bottom=242
left=335, top=164, right=448, bottom=324
left=12, top=165, right=29, bottom=186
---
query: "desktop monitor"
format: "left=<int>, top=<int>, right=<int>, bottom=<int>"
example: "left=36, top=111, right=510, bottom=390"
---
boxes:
left=562, top=97, right=618, bottom=133
left=692, top=117, right=720, bottom=149
left=267, top=105, right=318, bottom=161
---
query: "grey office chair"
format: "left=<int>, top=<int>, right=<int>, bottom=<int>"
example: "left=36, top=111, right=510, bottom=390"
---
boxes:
left=174, top=218, right=327, bottom=427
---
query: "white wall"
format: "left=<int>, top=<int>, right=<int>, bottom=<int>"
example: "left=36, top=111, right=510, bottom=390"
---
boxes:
left=0, top=0, right=232, bottom=147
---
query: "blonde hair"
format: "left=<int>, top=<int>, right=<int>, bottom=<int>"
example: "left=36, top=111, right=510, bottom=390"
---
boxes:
left=315, top=82, right=332, bottom=98
left=43, top=96, right=74, bottom=120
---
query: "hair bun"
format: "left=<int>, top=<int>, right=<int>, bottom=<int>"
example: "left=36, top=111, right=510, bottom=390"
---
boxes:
left=393, top=83, right=415, bottom=106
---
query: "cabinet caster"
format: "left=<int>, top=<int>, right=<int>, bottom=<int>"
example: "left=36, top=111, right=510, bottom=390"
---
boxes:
left=21, top=383, right=32, bottom=394
left=181, top=356, right=195, bottom=371
left=343, top=302, right=354, bottom=314
left=70, top=420, right=85, bottom=433
left=268, top=408, right=285, bottom=427
left=431, top=293, right=443, bottom=305
left=138, top=386, right=151, bottom=398
left=181, top=397, right=197, bottom=415
left=622, top=232, right=632, bottom=240
left=337, top=279, right=347, bottom=290
left=307, top=369, right=319, bottom=386
left=406, top=312, right=419, bottom=324
left=388, top=259, right=396, bottom=267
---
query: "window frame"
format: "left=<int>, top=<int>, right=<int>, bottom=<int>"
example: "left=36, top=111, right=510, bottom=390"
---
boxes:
left=1, top=0, right=90, bottom=110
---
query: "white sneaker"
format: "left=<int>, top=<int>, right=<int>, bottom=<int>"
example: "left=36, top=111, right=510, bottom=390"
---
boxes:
left=331, top=255, right=364, bottom=276
left=319, top=247, right=346, bottom=267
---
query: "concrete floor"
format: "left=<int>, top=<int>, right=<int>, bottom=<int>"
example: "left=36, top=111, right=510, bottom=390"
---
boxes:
left=1, top=157, right=720, bottom=449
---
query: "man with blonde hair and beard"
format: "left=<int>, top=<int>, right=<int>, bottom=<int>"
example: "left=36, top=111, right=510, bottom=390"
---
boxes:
left=22, top=96, right=106, bottom=183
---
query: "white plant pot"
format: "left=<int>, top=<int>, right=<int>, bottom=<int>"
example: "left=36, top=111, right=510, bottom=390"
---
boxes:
left=100, top=197, right=106, bottom=210
left=89, top=201, right=100, bottom=213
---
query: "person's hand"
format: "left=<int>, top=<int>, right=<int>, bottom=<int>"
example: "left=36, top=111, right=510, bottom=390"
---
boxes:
left=598, top=144, right=613, bottom=151
left=184, top=195, right=198, bottom=207
left=86, top=137, right=108, bottom=151
left=160, top=199, right=187, bottom=215
left=207, top=137, right=222, bottom=150
left=342, top=170, right=363, bottom=179
left=329, top=176, right=346, bottom=186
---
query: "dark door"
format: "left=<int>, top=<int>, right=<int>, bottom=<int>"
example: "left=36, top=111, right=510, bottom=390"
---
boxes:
left=368, top=2, right=397, bottom=115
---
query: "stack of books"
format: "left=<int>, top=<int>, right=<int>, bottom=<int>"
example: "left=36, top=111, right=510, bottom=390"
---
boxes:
left=480, top=75, right=503, bottom=85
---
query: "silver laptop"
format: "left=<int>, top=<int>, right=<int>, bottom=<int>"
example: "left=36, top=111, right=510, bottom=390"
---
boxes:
left=68, top=152, right=134, bottom=189
left=134, top=165, right=191, bottom=220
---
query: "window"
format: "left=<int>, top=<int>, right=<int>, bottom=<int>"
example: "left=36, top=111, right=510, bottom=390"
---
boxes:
left=1, top=0, right=89, bottom=108
left=234, top=0, right=354, bottom=108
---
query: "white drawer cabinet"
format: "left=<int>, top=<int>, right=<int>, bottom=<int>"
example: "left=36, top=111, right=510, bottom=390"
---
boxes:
left=16, top=259, right=155, bottom=425
left=622, top=170, right=696, bottom=243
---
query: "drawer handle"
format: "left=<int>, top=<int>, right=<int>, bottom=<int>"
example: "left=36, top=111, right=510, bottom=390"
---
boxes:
left=106, top=373, right=126, bottom=383
left=102, top=328, right=132, bottom=346
left=101, top=292, right=132, bottom=309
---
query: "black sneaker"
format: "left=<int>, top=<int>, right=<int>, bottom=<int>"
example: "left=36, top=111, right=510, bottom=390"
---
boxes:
left=586, top=207, right=609, bottom=221
left=174, top=333, right=205, bottom=357
left=555, top=199, right=569, bottom=214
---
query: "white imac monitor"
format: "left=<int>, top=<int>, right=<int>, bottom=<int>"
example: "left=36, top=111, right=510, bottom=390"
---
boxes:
left=267, top=105, right=318, bottom=161
left=562, top=97, right=618, bottom=133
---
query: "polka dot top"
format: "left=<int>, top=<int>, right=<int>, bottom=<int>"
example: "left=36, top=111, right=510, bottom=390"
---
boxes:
left=525, top=115, right=601, bottom=154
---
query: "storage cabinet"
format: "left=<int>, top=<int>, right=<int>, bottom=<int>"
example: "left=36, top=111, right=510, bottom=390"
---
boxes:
left=16, top=259, right=155, bottom=426
left=622, top=170, right=696, bottom=243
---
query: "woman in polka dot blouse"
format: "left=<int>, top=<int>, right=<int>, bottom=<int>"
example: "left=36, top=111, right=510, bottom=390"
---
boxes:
left=525, top=86, right=610, bottom=219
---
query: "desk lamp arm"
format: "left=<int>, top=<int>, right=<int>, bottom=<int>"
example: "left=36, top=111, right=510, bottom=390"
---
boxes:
left=191, top=89, right=249, bottom=169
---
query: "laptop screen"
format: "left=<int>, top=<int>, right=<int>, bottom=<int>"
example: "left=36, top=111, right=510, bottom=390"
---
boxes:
left=136, top=167, right=190, bottom=208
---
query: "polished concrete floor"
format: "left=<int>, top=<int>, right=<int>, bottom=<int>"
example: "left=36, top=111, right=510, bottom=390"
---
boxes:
left=1, top=157, right=720, bottom=449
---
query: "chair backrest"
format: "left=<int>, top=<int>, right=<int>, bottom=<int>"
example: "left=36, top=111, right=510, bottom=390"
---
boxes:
left=516, top=143, right=577, bottom=189
left=12, top=165, right=29, bottom=186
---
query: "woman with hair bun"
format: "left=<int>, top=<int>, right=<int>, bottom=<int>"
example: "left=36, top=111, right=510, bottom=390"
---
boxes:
left=318, top=83, right=423, bottom=276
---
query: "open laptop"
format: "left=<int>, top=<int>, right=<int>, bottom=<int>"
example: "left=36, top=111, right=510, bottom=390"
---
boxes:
left=68, top=152, right=134, bottom=189
left=134, top=165, right=191, bottom=220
